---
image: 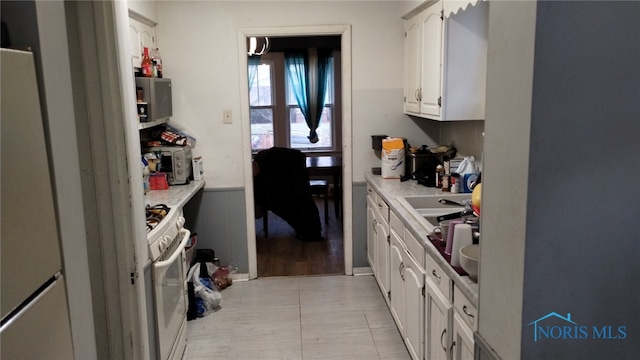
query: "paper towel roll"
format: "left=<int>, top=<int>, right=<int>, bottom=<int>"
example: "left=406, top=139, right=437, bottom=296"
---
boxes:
left=450, top=224, right=472, bottom=267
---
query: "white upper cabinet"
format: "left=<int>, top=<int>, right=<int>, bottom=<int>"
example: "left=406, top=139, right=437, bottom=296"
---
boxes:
left=403, top=0, right=488, bottom=121
left=418, top=3, right=443, bottom=118
left=129, top=16, right=156, bottom=69
left=403, top=14, right=422, bottom=114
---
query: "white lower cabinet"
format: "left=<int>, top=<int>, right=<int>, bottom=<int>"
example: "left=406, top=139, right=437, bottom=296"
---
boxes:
left=424, top=251, right=453, bottom=360
left=384, top=215, right=476, bottom=360
left=374, top=206, right=390, bottom=298
left=425, top=278, right=452, bottom=360
left=389, top=235, right=405, bottom=335
left=452, top=312, right=474, bottom=360
left=366, top=180, right=477, bottom=360
left=402, top=248, right=425, bottom=360
left=451, top=284, right=476, bottom=360
left=389, top=230, right=425, bottom=360
left=366, top=194, right=377, bottom=274
left=367, top=185, right=390, bottom=302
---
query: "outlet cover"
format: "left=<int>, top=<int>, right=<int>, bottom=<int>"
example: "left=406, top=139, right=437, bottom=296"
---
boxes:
left=223, top=109, right=232, bottom=124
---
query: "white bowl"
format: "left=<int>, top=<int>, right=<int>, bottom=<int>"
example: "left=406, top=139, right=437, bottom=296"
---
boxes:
left=459, top=244, right=479, bottom=280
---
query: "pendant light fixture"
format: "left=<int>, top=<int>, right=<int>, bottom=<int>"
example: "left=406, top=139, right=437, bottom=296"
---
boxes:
left=247, top=36, right=270, bottom=56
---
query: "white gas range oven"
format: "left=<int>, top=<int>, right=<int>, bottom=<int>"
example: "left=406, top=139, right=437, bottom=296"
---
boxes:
left=144, top=180, right=204, bottom=360
left=146, top=204, right=190, bottom=360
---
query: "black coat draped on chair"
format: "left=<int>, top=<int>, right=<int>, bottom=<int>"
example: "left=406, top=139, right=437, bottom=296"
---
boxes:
left=253, top=147, right=323, bottom=241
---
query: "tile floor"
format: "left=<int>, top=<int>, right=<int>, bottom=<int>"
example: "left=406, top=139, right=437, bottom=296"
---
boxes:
left=184, top=275, right=411, bottom=360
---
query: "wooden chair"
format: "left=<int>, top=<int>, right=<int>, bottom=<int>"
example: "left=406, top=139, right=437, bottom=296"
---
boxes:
left=309, top=179, right=329, bottom=224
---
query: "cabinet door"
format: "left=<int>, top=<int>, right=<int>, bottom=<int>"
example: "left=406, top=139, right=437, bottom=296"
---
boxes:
left=403, top=13, right=422, bottom=114
left=452, top=312, right=474, bottom=360
left=420, top=0, right=443, bottom=118
left=129, top=18, right=156, bottom=68
left=366, top=195, right=377, bottom=273
left=425, top=279, right=452, bottom=360
left=403, top=252, right=425, bottom=360
left=374, top=209, right=390, bottom=297
left=389, top=237, right=405, bottom=336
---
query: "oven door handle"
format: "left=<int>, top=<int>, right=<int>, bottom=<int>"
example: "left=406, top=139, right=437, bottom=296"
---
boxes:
left=155, top=229, right=191, bottom=268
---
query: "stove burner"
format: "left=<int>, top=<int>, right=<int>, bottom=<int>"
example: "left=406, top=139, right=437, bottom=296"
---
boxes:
left=146, top=204, right=171, bottom=232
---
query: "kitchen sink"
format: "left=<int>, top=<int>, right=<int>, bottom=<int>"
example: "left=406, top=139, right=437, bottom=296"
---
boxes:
left=397, top=194, right=471, bottom=232
left=400, top=193, right=471, bottom=209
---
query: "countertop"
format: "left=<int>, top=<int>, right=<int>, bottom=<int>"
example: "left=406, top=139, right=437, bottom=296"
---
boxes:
left=145, top=179, right=205, bottom=210
left=364, top=173, right=478, bottom=306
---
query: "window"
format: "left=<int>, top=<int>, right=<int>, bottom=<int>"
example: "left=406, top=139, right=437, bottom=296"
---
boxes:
left=249, top=51, right=339, bottom=152
left=249, top=61, right=275, bottom=149
left=286, top=63, right=333, bottom=149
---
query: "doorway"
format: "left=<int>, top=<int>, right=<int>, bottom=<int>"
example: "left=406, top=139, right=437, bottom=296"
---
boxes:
left=255, top=197, right=344, bottom=277
left=238, top=25, right=353, bottom=279
left=248, top=36, right=343, bottom=277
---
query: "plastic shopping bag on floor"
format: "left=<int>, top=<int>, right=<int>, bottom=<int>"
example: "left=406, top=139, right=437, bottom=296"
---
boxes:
left=187, top=262, right=222, bottom=317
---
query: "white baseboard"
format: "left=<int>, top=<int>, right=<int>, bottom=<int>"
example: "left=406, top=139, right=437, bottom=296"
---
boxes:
left=232, top=270, right=373, bottom=280
left=231, top=273, right=250, bottom=281
left=353, top=267, right=373, bottom=276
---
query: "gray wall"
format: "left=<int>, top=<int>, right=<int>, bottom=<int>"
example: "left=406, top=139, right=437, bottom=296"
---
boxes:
left=521, top=1, right=640, bottom=358
left=352, top=183, right=369, bottom=268
left=186, top=189, right=249, bottom=273
left=479, top=1, right=640, bottom=358
left=189, top=183, right=371, bottom=273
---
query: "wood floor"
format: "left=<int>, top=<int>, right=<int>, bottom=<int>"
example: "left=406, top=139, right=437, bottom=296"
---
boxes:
left=256, top=197, right=344, bottom=277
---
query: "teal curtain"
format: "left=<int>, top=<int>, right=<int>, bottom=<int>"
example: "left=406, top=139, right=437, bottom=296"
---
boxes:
left=313, top=49, right=332, bottom=137
left=285, top=51, right=310, bottom=133
left=248, top=55, right=261, bottom=92
left=285, top=50, right=332, bottom=144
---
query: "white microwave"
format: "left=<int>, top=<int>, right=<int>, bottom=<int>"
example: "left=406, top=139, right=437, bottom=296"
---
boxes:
left=135, top=77, right=172, bottom=122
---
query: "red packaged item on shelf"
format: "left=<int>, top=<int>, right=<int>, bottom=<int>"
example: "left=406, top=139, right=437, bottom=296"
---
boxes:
left=150, top=173, right=169, bottom=190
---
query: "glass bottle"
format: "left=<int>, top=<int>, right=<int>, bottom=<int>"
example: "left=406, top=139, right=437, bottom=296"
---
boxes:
left=150, top=47, right=163, bottom=78
left=435, top=165, right=444, bottom=188
left=141, top=47, right=153, bottom=77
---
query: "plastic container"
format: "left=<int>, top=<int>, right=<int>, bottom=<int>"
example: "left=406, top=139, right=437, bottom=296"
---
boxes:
left=450, top=224, right=472, bottom=267
left=185, top=233, right=197, bottom=267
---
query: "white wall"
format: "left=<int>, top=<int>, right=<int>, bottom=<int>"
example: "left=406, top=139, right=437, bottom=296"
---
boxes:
left=127, top=0, right=158, bottom=23
left=155, top=1, right=436, bottom=186
left=478, top=1, right=536, bottom=358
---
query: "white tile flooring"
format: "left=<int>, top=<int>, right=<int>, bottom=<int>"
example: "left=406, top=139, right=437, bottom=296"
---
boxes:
left=184, top=275, right=411, bottom=360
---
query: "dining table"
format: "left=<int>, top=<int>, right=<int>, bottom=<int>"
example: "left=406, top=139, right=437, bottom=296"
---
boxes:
left=306, top=155, right=342, bottom=219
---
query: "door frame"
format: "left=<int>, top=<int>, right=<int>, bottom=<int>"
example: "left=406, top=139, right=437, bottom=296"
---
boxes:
left=70, top=1, right=150, bottom=358
left=237, top=25, right=353, bottom=278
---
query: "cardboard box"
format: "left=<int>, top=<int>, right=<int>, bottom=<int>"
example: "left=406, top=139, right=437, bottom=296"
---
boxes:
left=445, top=158, right=464, bottom=175
left=192, top=157, right=204, bottom=181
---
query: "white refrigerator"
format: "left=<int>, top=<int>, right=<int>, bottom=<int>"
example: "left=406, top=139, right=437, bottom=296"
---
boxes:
left=1, top=48, right=75, bottom=358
